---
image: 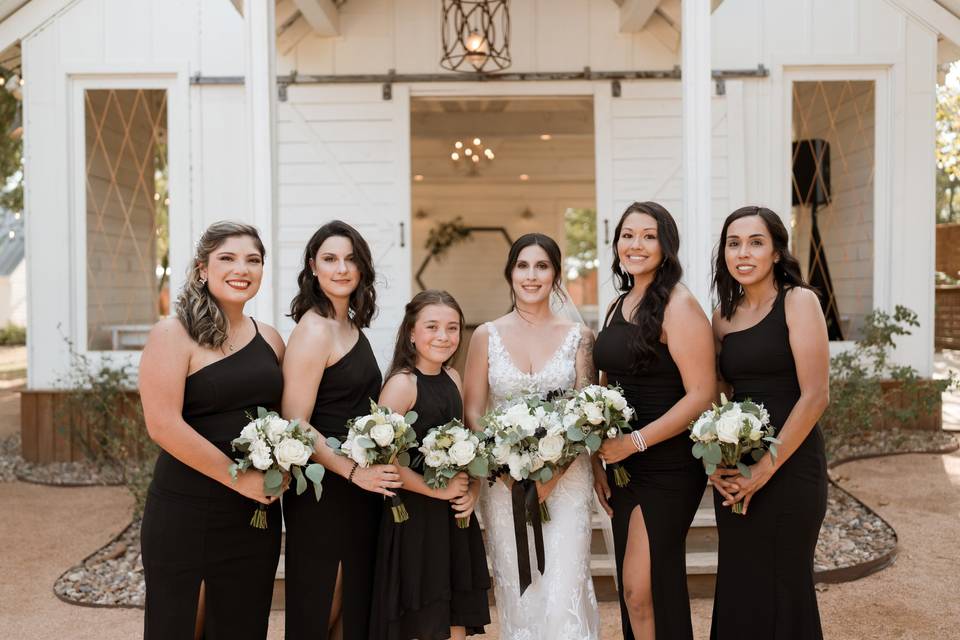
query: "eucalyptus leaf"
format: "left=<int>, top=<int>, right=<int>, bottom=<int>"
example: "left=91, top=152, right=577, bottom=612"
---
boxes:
left=692, top=442, right=706, bottom=459
left=292, top=465, right=307, bottom=495
left=304, top=463, right=325, bottom=485
left=468, top=457, right=488, bottom=477
left=566, top=426, right=586, bottom=442
left=257, top=406, right=268, bottom=420
left=705, top=462, right=717, bottom=475
left=736, top=462, right=752, bottom=478
left=396, top=451, right=411, bottom=467
left=265, top=468, right=283, bottom=489
left=751, top=449, right=764, bottom=462
left=326, top=436, right=343, bottom=450
left=703, top=442, right=723, bottom=465
left=356, top=436, right=376, bottom=449
left=228, top=463, right=239, bottom=480
left=404, top=410, right=419, bottom=425
left=585, top=433, right=602, bottom=453
left=538, top=466, right=554, bottom=483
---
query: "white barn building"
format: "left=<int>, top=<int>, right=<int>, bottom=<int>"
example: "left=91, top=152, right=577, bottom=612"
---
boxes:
left=0, top=0, right=955, bottom=388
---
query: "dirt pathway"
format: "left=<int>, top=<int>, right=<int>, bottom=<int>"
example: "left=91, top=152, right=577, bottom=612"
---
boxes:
left=1, top=451, right=958, bottom=638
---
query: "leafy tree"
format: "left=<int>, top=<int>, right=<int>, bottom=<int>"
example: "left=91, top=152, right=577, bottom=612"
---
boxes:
left=564, top=208, right=597, bottom=280
left=0, top=87, right=21, bottom=212
left=936, top=81, right=960, bottom=223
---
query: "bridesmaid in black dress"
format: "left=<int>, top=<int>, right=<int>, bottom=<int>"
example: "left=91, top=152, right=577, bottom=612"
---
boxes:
left=370, top=290, right=490, bottom=640
left=593, top=202, right=715, bottom=640
left=281, top=221, right=401, bottom=640
left=710, top=206, right=829, bottom=640
left=139, top=222, right=287, bottom=639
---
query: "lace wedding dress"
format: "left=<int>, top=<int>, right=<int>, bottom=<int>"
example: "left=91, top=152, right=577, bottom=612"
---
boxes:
left=478, top=322, right=600, bottom=640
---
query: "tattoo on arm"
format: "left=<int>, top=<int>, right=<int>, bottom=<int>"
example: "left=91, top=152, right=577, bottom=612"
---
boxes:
left=575, top=329, right=597, bottom=389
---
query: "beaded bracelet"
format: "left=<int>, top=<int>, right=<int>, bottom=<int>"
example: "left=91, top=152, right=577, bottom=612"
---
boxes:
left=631, top=430, right=647, bottom=453
left=347, top=461, right=359, bottom=484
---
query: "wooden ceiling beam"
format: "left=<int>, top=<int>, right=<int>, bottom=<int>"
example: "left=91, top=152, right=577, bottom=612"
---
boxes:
left=292, top=0, right=339, bottom=37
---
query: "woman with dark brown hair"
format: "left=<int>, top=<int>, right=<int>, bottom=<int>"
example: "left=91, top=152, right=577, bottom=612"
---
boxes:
left=281, top=220, right=401, bottom=640
left=139, top=221, right=286, bottom=639
left=710, top=206, right=829, bottom=640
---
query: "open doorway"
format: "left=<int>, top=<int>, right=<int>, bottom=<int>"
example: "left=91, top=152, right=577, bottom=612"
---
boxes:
left=410, top=97, right=597, bottom=372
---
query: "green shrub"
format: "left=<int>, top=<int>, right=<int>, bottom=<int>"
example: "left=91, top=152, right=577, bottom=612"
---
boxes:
left=57, top=340, right=155, bottom=515
left=823, top=305, right=955, bottom=443
left=0, top=323, right=25, bottom=345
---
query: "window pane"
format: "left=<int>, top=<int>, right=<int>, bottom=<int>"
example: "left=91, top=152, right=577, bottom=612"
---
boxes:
left=85, top=89, right=168, bottom=351
left=792, top=80, right=875, bottom=341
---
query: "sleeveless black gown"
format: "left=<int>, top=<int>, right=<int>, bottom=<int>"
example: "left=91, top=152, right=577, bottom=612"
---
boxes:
left=593, top=295, right=707, bottom=640
left=141, top=318, right=283, bottom=639
left=369, top=368, right=491, bottom=640
left=282, top=331, right=383, bottom=640
left=712, top=288, right=827, bottom=639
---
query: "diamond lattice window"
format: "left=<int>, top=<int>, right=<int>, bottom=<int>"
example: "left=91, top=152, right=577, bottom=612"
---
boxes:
left=791, top=80, right=875, bottom=341
left=85, top=89, right=169, bottom=351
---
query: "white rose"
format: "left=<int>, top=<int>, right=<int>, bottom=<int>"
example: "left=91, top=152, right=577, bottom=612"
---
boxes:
left=583, top=402, right=604, bottom=426
left=606, top=427, right=619, bottom=439
left=543, top=413, right=564, bottom=437
left=508, top=452, right=531, bottom=480
left=691, top=415, right=717, bottom=442
left=424, top=449, right=449, bottom=468
left=758, top=405, right=770, bottom=426
left=264, top=415, right=289, bottom=445
left=503, top=403, right=530, bottom=428
left=249, top=439, right=273, bottom=470
left=538, top=434, right=564, bottom=463
left=238, top=421, right=259, bottom=443
left=743, top=413, right=763, bottom=441
left=492, top=442, right=512, bottom=465
left=422, top=431, right=437, bottom=450
left=275, top=437, right=311, bottom=471
left=715, top=411, right=743, bottom=444
left=623, top=406, right=634, bottom=421
left=448, top=440, right=477, bottom=466
left=517, top=414, right=540, bottom=437
left=529, top=453, right=545, bottom=472
left=602, top=389, right=627, bottom=411
left=562, top=411, right=579, bottom=428
left=448, top=426, right=469, bottom=442
left=369, top=423, right=395, bottom=447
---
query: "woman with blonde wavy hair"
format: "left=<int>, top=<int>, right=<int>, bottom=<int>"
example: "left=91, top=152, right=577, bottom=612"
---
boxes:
left=139, top=221, right=287, bottom=639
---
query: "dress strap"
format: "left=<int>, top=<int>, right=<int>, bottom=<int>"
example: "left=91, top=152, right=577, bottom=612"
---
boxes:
left=250, top=317, right=260, bottom=334
left=602, top=294, right=627, bottom=329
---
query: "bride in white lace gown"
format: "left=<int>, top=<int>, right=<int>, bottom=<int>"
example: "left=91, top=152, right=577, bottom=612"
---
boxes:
left=464, top=234, right=600, bottom=640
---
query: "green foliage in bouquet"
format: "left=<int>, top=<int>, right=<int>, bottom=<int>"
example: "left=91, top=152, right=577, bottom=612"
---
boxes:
left=823, top=305, right=957, bottom=447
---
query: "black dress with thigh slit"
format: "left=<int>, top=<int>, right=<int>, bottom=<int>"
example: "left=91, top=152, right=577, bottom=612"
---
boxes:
left=282, top=331, right=383, bottom=640
left=368, top=368, right=491, bottom=640
left=141, top=318, right=283, bottom=640
left=711, top=288, right=827, bottom=640
left=593, top=295, right=707, bottom=640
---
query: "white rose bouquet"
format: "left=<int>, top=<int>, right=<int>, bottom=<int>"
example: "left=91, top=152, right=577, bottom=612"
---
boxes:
left=689, top=393, right=780, bottom=514
left=327, top=400, right=419, bottom=523
left=558, top=384, right=636, bottom=486
left=480, top=395, right=561, bottom=522
left=229, top=407, right=325, bottom=529
left=418, top=419, right=493, bottom=528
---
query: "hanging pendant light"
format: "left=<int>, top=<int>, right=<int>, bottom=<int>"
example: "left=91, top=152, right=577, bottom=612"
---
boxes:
left=440, top=1, right=511, bottom=73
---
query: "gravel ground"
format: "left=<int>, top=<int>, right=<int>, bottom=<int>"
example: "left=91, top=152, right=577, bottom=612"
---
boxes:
left=0, top=433, right=125, bottom=486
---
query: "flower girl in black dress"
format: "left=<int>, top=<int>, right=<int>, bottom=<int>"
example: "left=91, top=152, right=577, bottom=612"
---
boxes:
left=370, top=290, right=491, bottom=640
left=710, top=206, right=829, bottom=639
left=281, top=221, right=401, bottom=640
left=139, top=222, right=286, bottom=639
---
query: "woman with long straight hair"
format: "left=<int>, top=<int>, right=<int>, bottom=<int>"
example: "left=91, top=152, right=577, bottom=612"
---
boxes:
left=592, top=201, right=715, bottom=640
left=463, top=232, right=600, bottom=639
left=709, top=206, right=829, bottom=640
left=139, top=221, right=286, bottom=639
left=281, top=220, right=401, bottom=640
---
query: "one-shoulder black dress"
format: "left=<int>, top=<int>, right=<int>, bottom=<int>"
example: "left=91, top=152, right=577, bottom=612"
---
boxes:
left=141, top=318, right=283, bottom=639
left=283, top=331, right=383, bottom=640
left=593, top=295, right=707, bottom=640
left=369, top=368, right=491, bottom=640
left=712, top=288, right=827, bottom=639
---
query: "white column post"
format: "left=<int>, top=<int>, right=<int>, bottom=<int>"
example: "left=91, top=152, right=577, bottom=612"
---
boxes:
left=681, top=0, right=713, bottom=311
left=245, top=0, right=278, bottom=324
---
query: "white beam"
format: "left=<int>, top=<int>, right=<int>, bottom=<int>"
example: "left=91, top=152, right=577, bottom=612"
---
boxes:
left=292, top=0, right=339, bottom=37
left=230, top=0, right=243, bottom=16
left=681, top=0, right=712, bottom=311
left=619, top=0, right=660, bottom=33
left=278, top=15, right=312, bottom=54
left=0, top=0, right=74, bottom=53
left=245, top=0, right=278, bottom=324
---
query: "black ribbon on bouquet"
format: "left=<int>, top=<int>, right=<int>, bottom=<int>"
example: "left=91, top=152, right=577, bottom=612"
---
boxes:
left=510, top=478, right=546, bottom=594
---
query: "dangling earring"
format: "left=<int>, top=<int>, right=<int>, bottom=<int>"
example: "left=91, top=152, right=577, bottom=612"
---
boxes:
left=199, top=275, right=207, bottom=287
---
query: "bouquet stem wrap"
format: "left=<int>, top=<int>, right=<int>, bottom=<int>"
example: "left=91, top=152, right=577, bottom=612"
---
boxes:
left=510, top=479, right=546, bottom=594
left=250, top=504, right=268, bottom=529
left=390, top=493, right=409, bottom=523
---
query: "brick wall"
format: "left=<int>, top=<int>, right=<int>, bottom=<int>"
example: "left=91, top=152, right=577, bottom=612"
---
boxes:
left=936, top=223, right=960, bottom=279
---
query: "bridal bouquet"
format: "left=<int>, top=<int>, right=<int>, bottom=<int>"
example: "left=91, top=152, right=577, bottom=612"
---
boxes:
left=419, top=419, right=494, bottom=528
left=689, top=393, right=780, bottom=514
left=558, top=384, right=636, bottom=486
left=328, top=400, right=419, bottom=522
left=229, top=407, right=325, bottom=529
left=481, top=396, right=564, bottom=522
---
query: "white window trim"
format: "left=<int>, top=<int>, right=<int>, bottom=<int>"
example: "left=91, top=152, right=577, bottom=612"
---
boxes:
left=66, top=68, right=190, bottom=370
left=781, top=66, right=892, bottom=354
